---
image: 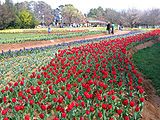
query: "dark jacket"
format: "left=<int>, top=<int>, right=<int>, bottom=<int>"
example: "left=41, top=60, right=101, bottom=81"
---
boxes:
left=106, top=23, right=111, bottom=30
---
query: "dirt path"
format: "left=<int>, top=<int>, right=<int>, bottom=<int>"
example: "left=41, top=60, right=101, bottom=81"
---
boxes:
left=128, top=37, right=160, bottom=120
left=0, top=31, right=130, bottom=53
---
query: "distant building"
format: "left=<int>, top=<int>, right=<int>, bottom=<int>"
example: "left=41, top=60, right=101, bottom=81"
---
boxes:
left=86, top=20, right=107, bottom=27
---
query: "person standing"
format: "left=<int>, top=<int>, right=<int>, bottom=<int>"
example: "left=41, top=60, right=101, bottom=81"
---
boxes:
left=106, top=22, right=111, bottom=34
left=118, top=24, right=120, bottom=31
left=48, top=25, right=51, bottom=33
left=119, top=23, right=123, bottom=31
left=111, top=23, right=115, bottom=34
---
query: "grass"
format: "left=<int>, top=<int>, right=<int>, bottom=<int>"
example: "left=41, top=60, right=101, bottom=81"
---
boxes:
left=133, top=43, right=160, bottom=95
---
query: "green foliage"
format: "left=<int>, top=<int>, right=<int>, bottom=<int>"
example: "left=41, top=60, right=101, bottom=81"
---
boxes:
left=87, top=7, right=120, bottom=23
left=133, top=43, right=160, bottom=95
left=0, top=1, right=38, bottom=29
left=0, top=1, right=48, bottom=29
left=87, top=7, right=105, bottom=21
left=18, top=10, right=38, bottom=28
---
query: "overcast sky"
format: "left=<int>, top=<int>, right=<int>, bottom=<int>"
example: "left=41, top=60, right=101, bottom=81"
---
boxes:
left=2, top=0, right=160, bottom=13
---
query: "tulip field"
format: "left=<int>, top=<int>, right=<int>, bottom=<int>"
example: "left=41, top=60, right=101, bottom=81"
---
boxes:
left=0, top=31, right=141, bottom=83
left=0, top=29, right=160, bottom=120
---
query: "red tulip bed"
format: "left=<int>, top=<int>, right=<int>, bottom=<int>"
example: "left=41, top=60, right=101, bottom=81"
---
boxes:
left=0, top=30, right=160, bottom=120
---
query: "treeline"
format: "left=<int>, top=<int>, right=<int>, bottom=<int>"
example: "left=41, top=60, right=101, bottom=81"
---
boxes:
left=0, top=0, right=160, bottom=30
left=0, top=0, right=39, bottom=29
left=87, top=7, right=160, bottom=28
left=0, top=0, right=53, bottom=29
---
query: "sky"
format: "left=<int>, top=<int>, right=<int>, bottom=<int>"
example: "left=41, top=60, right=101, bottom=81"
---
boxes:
left=2, top=0, right=160, bottom=13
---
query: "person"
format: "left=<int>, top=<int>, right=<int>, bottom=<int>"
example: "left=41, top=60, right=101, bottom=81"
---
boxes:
left=118, top=24, right=120, bottom=31
left=121, top=25, right=123, bottom=31
left=106, top=22, right=111, bottom=34
left=119, top=23, right=123, bottom=31
left=111, top=23, right=115, bottom=34
left=48, top=25, right=51, bottom=33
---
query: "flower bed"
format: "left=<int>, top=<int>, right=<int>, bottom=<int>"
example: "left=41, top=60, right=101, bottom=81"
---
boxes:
left=0, top=30, right=160, bottom=120
left=0, top=28, right=89, bottom=34
left=0, top=31, right=105, bottom=44
left=0, top=31, right=142, bottom=83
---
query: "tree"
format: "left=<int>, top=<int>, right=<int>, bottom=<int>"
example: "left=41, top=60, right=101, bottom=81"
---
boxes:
left=18, top=10, right=38, bottom=28
left=15, top=1, right=53, bottom=26
left=0, top=4, right=6, bottom=29
left=87, top=8, right=97, bottom=18
left=0, top=0, right=16, bottom=29
left=104, top=8, right=120, bottom=23
left=87, top=7, right=105, bottom=21
left=29, top=1, right=53, bottom=25
left=14, top=1, right=29, bottom=11
left=0, top=4, right=15, bottom=29
left=140, top=9, right=160, bottom=27
left=61, top=4, right=85, bottom=25
left=120, top=9, right=140, bottom=27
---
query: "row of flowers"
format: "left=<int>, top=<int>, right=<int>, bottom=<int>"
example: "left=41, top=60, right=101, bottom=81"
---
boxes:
left=0, top=31, right=105, bottom=44
left=0, top=28, right=90, bottom=34
left=0, top=30, right=160, bottom=120
left=0, top=31, right=142, bottom=86
left=0, top=31, right=142, bottom=58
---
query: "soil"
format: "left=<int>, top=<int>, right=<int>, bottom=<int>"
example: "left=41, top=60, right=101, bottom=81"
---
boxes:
left=0, top=31, right=129, bottom=53
left=128, top=37, right=160, bottom=120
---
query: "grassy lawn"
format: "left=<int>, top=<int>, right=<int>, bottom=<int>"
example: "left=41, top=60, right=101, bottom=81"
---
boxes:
left=133, top=43, right=160, bottom=95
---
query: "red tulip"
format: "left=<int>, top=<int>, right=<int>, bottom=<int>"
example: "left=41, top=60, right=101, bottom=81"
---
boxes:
left=140, top=97, right=145, bottom=102
left=1, top=109, right=8, bottom=115
left=124, top=116, right=130, bottom=120
left=135, top=106, right=140, bottom=112
left=12, top=98, right=16, bottom=103
left=123, top=99, right=128, bottom=106
left=130, top=101, right=135, bottom=107
left=62, top=112, right=66, bottom=118
left=116, top=109, right=123, bottom=115
left=3, top=96, right=7, bottom=103
left=41, top=105, right=47, bottom=111
left=29, top=100, right=34, bottom=105
left=39, top=113, right=44, bottom=119
left=24, top=115, right=30, bottom=120
left=98, top=111, right=102, bottom=118
left=3, top=118, right=9, bottom=120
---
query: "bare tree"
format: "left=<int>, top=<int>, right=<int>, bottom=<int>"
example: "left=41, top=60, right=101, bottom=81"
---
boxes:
left=61, top=4, right=85, bottom=25
left=139, top=8, right=160, bottom=28
left=104, top=8, right=120, bottom=23
left=0, top=0, right=16, bottom=29
left=120, top=8, right=140, bottom=27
